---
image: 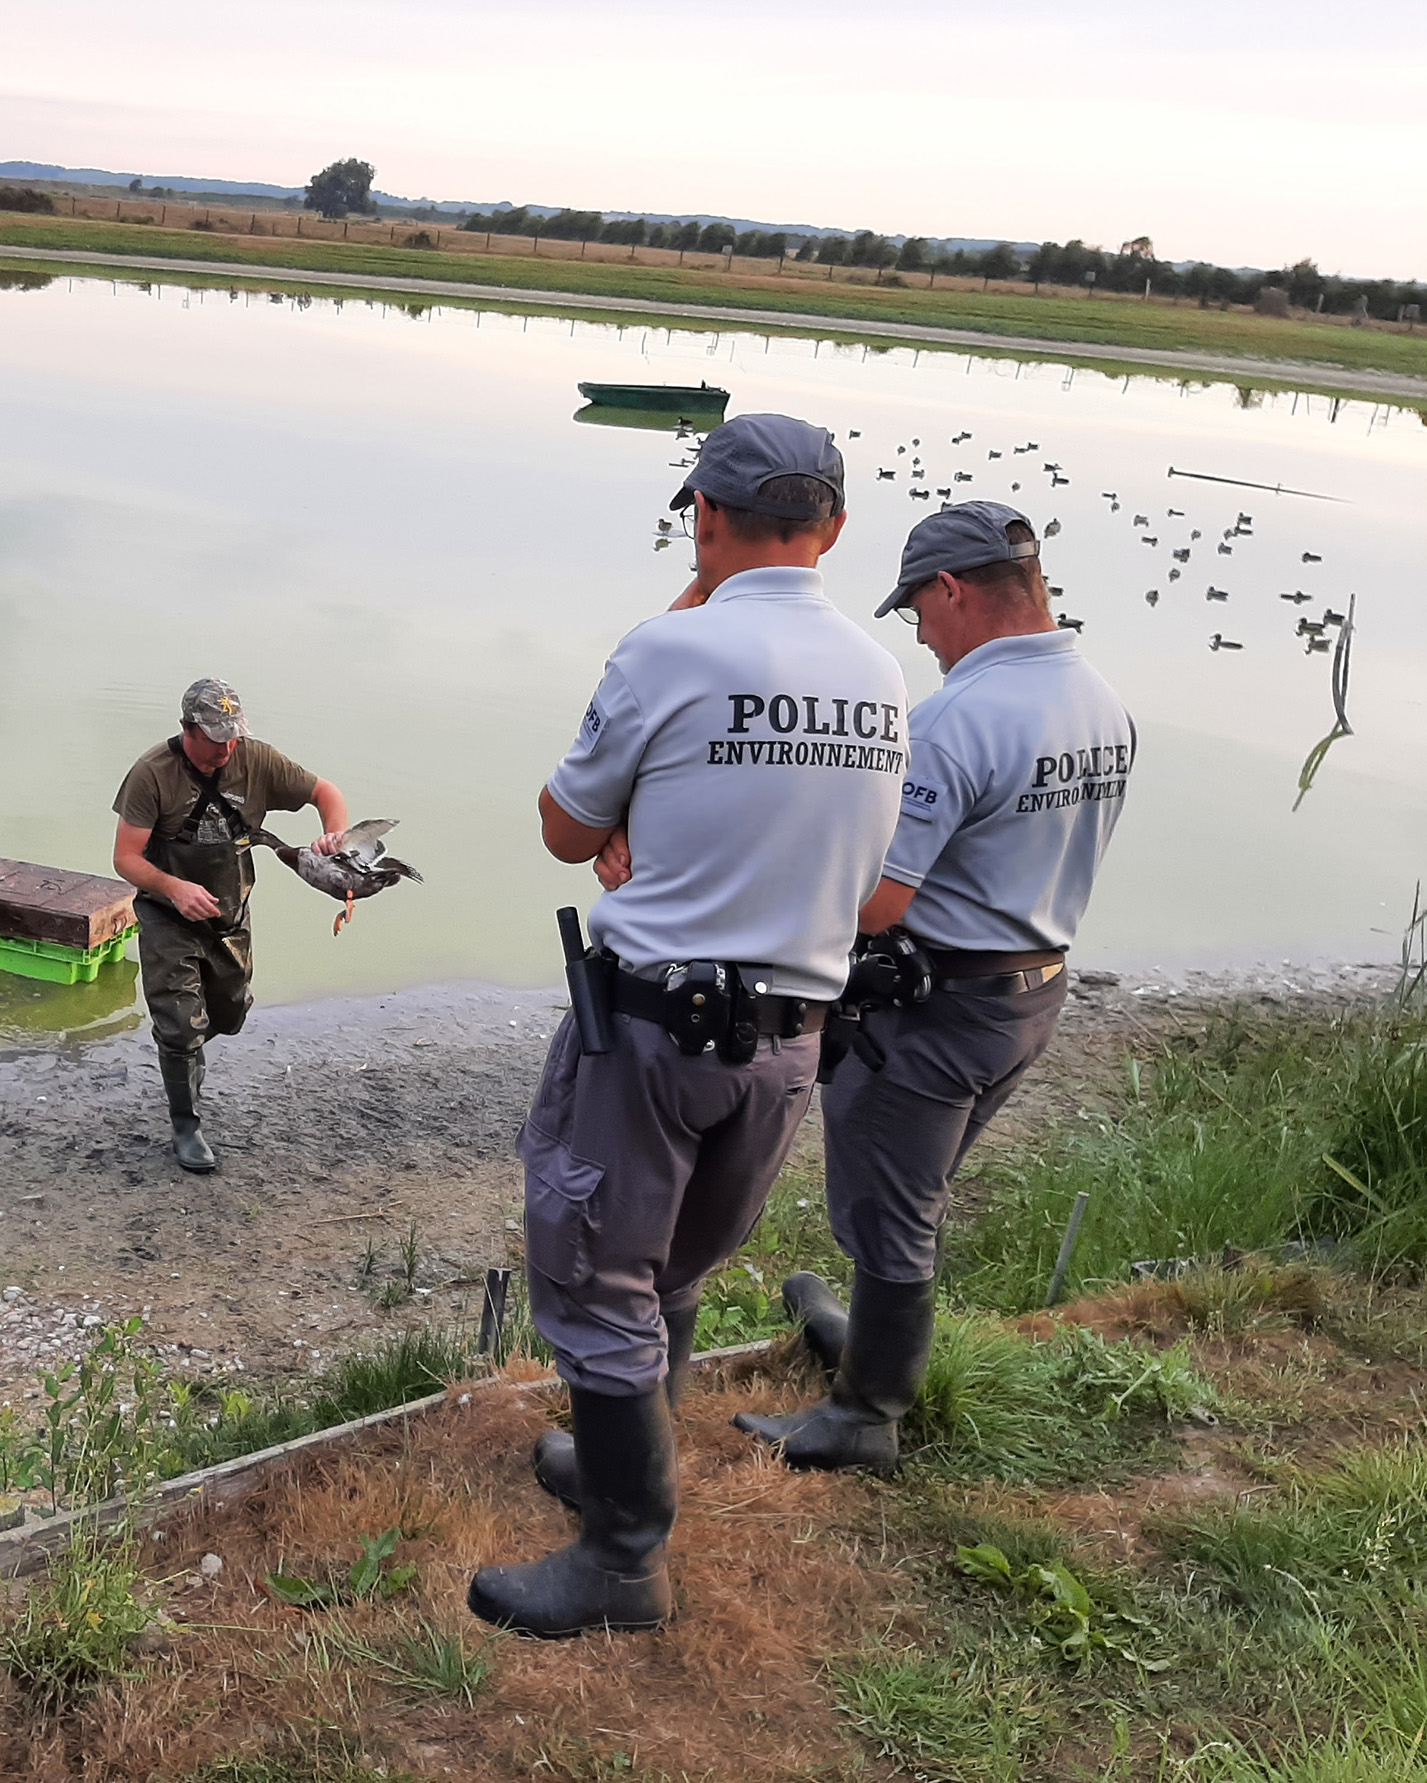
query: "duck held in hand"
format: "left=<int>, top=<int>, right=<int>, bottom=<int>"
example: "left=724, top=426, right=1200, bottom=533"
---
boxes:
left=252, top=819, right=423, bottom=934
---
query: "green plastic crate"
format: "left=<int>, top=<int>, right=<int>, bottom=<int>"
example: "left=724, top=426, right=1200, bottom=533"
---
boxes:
left=0, top=925, right=138, bottom=985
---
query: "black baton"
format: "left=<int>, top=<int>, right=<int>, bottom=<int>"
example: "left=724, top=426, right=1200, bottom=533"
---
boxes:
left=557, top=906, right=614, bottom=1055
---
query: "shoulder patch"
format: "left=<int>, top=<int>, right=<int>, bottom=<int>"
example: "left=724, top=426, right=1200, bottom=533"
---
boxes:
left=900, top=777, right=948, bottom=821
left=574, top=693, right=609, bottom=754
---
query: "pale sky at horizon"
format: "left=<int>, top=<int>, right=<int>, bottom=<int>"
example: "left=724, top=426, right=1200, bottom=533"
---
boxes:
left=3, top=0, right=1424, bottom=280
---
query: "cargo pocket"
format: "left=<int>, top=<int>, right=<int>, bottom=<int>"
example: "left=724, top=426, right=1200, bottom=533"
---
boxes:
left=518, top=1120, right=604, bottom=1287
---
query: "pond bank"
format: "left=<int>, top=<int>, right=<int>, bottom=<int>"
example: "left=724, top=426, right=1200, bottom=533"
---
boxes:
left=0, top=960, right=1395, bottom=1411
left=4, top=242, right=1426, bottom=404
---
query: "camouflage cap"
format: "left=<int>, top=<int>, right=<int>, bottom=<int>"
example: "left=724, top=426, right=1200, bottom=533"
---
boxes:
left=181, top=678, right=251, bottom=743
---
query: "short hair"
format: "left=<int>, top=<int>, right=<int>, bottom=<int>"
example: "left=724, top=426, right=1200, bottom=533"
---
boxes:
left=956, top=521, right=1046, bottom=604
left=712, top=474, right=839, bottom=545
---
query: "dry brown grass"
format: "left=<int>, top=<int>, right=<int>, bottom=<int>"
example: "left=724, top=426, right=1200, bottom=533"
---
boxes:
left=0, top=1364, right=905, bottom=1781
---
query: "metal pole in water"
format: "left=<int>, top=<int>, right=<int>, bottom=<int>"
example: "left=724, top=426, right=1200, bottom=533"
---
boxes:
left=1046, top=1192, right=1091, bottom=1307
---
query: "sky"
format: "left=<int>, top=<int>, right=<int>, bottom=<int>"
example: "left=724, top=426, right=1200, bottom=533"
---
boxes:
left=3, top=0, right=1424, bottom=280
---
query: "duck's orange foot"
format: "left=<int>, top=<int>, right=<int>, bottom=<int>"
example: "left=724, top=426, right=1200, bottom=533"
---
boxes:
left=332, top=891, right=355, bottom=937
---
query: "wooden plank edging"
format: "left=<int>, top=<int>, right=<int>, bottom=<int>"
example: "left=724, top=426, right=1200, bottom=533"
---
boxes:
left=0, top=1339, right=775, bottom=1579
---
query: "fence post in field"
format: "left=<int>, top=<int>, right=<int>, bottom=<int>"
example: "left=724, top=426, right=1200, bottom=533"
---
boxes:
left=1046, top=1192, right=1091, bottom=1307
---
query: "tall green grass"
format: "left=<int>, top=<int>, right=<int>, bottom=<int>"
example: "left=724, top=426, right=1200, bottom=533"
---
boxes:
left=958, top=1011, right=1427, bottom=1312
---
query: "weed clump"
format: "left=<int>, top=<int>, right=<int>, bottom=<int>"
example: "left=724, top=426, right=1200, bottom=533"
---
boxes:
left=0, top=1528, right=151, bottom=1707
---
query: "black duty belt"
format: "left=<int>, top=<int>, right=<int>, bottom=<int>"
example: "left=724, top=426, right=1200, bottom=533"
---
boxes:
left=611, top=971, right=828, bottom=1037
left=936, top=960, right=1065, bottom=998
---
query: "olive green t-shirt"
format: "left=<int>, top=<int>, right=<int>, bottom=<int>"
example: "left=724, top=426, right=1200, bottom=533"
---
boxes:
left=112, top=739, right=318, bottom=846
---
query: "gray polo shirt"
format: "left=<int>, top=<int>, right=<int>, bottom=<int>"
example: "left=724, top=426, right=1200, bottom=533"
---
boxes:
left=884, top=631, right=1133, bottom=952
left=548, top=566, right=907, bottom=1001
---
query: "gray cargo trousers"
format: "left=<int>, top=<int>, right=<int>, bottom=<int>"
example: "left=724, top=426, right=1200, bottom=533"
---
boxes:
left=822, top=972, right=1068, bottom=1282
left=519, top=1010, right=819, bottom=1396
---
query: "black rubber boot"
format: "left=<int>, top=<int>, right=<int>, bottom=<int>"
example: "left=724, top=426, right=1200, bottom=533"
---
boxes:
left=469, top=1385, right=676, bottom=1638
left=534, top=1303, right=699, bottom=1511
left=732, top=1270, right=937, bottom=1473
left=781, top=1272, right=849, bottom=1376
left=158, top=1049, right=215, bottom=1174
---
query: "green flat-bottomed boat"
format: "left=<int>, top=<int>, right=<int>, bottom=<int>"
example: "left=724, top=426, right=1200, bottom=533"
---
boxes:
left=577, top=380, right=730, bottom=413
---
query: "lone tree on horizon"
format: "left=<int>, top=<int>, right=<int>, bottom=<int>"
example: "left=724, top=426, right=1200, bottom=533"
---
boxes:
left=305, top=158, right=378, bottom=220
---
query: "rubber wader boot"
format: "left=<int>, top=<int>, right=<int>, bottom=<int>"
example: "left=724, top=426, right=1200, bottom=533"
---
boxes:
left=534, top=1302, right=699, bottom=1511
left=781, top=1272, right=849, bottom=1376
left=469, top=1385, right=676, bottom=1638
left=158, top=1049, right=215, bottom=1174
left=732, top=1270, right=937, bottom=1473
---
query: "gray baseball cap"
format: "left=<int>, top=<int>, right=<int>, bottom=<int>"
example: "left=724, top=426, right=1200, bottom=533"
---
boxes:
left=181, top=678, right=251, bottom=742
left=670, top=412, right=845, bottom=519
left=875, top=501, right=1040, bottom=618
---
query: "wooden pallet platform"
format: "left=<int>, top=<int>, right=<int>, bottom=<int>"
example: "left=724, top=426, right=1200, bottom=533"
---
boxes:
left=0, top=857, right=137, bottom=950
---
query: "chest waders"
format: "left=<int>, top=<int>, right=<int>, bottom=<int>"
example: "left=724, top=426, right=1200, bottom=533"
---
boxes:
left=138, top=738, right=260, bottom=1173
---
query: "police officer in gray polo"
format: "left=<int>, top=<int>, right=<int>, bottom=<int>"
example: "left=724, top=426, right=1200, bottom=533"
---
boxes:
left=736, top=501, right=1134, bottom=1472
left=468, top=414, right=907, bottom=1638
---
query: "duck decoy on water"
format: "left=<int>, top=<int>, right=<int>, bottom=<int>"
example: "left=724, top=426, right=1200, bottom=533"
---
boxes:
left=1297, top=618, right=1326, bottom=637
left=1101, top=491, right=1118, bottom=500
left=254, top=820, right=423, bottom=936
left=1206, top=586, right=1230, bottom=602
left=1145, top=589, right=1160, bottom=606
left=911, top=467, right=926, bottom=478
left=1218, top=543, right=1234, bottom=555
left=1280, top=590, right=1312, bottom=603
left=909, top=487, right=931, bottom=500
left=1306, top=636, right=1331, bottom=654
left=1172, top=547, right=1191, bottom=562
left=952, top=431, right=972, bottom=444
left=1237, top=512, right=1253, bottom=527
left=1209, top=634, right=1243, bottom=651
left=848, top=429, right=861, bottom=438
left=1133, top=513, right=1149, bottom=526
left=896, top=445, right=907, bottom=455
left=877, top=468, right=896, bottom=480
left=1043, top=518, right=1062, bottom=537
left=1056, top=615, right=1084, bottom=632
left=1322, top=608, right=1346, bottom=626
left=656, top=518, right=673, bottom=533
left=1025, top=441, right=1039, bottom=450
left=1302, top=551, right=1323, bottom=563
left=988, top=449, right=1002, bottom=459
left=1168, top=507, right=1185, bottom=516
left=1011, top=481, right=1022, bottom=491
left=1190, top=529, right=1202, bottom=540
left=954, top=470, right=974, bottom=483
left=1168, top=568, right=1182, bottom=581
left=1110, top=499, right=1121, bottom=511
left=1051, top=474, right=1070, bottom=487
left=1141, top=535, right=1158, bottom=546
left=936, top=486, right=952, bottom=497
left=912, top=438, right=921, bottom=447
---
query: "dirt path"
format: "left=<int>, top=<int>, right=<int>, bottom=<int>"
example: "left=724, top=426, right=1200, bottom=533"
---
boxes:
left=0, top=961, right=1392, bottom=1409
left=4, top=244, right=1424, bottom=402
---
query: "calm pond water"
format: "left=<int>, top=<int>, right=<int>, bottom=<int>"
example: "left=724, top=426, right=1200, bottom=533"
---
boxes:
left=1, top=273, right=1424, bottom=1039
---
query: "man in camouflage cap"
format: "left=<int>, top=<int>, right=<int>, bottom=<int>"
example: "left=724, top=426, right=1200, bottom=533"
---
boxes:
left=112, top=679, right=350, bottom=1171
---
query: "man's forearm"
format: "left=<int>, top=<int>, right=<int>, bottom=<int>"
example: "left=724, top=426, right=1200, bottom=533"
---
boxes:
left=313, top=779, right=350, bottom=837
left=114, top=852, right=181, bottom=905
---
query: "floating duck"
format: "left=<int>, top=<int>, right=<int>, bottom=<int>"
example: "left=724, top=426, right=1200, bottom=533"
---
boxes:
left=1110, top=500, right=1121, bottom=511
left=1145, top=590, right=1160, bottom=606
left=1280, top=590, right=1312, bottom=603
left=911, top=438, right=921, bottom=447
left=254, top=820, right=424, bottom=936
left=1306, top=636, right=1331, bottom=654
left=1297, top=618, right=1326, bottom=637
left=896, top=445, right=907, bottom=455
left=1190, top=529, right=1202, bottom=540
left=1172, top=547, right=1191, bottom=562
left=848, top=429, right=861, bottom=438
left=1101, top=491, right=1117, bottom=500
left=954, top=470, right=974, bottom=482
left=1133, top=514, right=1149, bottom=526
left=1237, top=513, right=1253, bottom=527
left=1025, top=441, right=1039, bottom=450
left=911, top=467, right=926, bottom=478
left=1044, top=518, right=1062, bottom=537
left=1206, top=586, right=1230, bottom=602
left=909, top=487, right=931, bottom=500
left=935, top=486, right=952, bottom=497
left=1043, top=462, right=1061, bottom=472
left=656, top=518, right=672, bottom=534
left=877, top=468, right=896, bottom=480
left=988, top=449, right=1002, bottom=459
left=1209, top=634, right=1243, bottom=651
left=1302, top=551, right=1322, bottom=563
left=1168, top=508, right=1185, bottom=516
left=1218, top=543, right=1234, bottom=554
left=1168, top=568, right=1181, bottom=581
left=1141, top=535, right=1158, bottom=546
left=1011, top=482, right=1022, bottom=491
left=1322, top=608, right=1345, bottom=626
left=1051, top=474, right=1070, bottom=487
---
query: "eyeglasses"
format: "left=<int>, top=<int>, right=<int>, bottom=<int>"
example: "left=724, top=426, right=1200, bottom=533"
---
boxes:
left=679, top=504, right=698, bottom=539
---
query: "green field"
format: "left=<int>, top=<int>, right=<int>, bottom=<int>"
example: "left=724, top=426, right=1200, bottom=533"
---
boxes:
left=5, top=215, right=1427, bottom=383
